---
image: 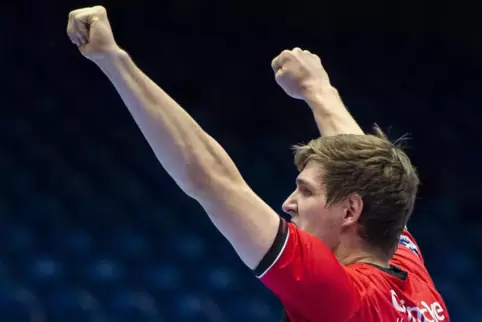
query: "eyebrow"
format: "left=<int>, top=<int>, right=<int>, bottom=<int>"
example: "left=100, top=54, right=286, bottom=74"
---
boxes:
left=296, top=177, right=316, bottom=189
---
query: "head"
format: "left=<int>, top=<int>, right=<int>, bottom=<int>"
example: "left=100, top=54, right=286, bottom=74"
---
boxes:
left=282, top=126, right=419, bottom=263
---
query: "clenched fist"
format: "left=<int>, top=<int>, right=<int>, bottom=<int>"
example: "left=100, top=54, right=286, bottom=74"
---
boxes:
left=272, top=48, right=331, bottom=100
left=66, top=6, right=119, bottom=61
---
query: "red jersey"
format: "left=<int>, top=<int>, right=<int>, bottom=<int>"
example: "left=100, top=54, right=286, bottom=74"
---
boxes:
left=254, top=219, right=449, bottom=322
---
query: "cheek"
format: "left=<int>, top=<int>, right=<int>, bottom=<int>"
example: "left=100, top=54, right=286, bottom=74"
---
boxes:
left=298, top=202, right=321, bottom=228
left=301, top=205, right=340, bottom=240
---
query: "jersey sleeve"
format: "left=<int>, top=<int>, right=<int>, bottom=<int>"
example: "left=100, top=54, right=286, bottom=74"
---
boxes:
left=253, top=219, right=360, bottom=322
left=390, top=228, right=435, bottom=285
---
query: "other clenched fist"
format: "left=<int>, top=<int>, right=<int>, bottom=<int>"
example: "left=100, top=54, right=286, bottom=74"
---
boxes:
left=272, top=48, right=331, bottom=100
left=66, top=6, right=119, bottom=61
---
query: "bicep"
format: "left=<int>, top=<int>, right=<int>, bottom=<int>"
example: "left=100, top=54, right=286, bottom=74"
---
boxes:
left=196, top=178, right=280, bottom=270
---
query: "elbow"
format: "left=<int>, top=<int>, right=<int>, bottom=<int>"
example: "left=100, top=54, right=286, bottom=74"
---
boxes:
left=173, top=132, right=244, bottom=198
left=179, top=171, right=213, bottom=198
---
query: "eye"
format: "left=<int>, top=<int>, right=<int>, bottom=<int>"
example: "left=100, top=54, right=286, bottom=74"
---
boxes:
left=300, top=186, right=313, bottom=196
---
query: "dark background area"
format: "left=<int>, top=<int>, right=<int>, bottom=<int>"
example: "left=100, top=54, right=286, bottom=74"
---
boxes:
left=0, top=0, right=481, bottom=320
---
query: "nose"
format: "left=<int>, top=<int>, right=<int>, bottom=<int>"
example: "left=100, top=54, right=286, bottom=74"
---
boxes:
left=282, top=192, right=297, bottom=217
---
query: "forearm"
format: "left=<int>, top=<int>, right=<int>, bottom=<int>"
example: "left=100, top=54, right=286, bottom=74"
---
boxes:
left=304, top=87, right=364, bottom=136
left=94, top=50, right=242, bottom=195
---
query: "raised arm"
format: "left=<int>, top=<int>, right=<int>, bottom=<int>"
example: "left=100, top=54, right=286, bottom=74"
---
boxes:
left=272, top=48, right=364, bottom=136
left=66, top=6, right=280, bottom=269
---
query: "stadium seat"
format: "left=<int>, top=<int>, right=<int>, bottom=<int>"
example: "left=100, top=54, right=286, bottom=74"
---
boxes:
left=107, top=289, right=163, bottom=322
left=45, top=287, right=106, bottom=322
left=0, top=283, right=44, bottom=322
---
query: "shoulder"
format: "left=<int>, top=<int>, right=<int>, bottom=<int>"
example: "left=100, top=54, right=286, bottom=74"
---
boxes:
left=390, top=229, right=436, bottom=285
left=257, top=221, right=363, bottom=321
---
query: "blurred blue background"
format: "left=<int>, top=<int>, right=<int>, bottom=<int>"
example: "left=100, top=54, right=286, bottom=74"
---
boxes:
left=2, top=0, right=482, bottom=321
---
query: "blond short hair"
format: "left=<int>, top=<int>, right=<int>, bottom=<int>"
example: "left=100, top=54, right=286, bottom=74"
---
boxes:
left=293, top=126, right=419, bottom=258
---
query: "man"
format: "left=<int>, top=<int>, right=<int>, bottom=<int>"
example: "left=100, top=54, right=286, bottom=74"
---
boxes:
left=67, top=6, right=449, bottom=321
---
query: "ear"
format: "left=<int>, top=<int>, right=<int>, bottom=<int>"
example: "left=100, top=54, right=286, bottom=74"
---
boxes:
left=341, top=193, right=364, bottom=227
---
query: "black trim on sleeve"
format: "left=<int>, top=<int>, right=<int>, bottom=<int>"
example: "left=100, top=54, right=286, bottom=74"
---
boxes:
left=253, top=218, right=289, bottom=277
left=280, top=309, right=289, bottom=322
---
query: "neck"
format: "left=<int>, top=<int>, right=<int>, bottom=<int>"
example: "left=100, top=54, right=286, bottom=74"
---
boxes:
left=340, top=253, right=389, bottom=267
left=335, top=242, right=389, bottom=268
